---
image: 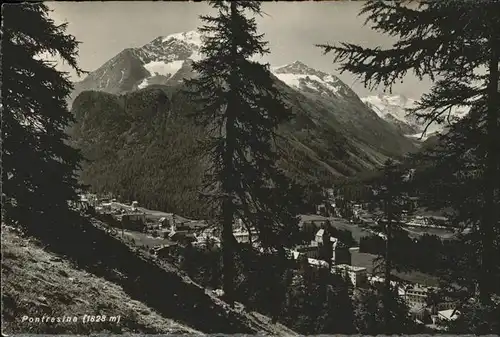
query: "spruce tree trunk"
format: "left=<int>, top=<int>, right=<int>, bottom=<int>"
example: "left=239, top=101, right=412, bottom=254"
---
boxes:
left=481, top=33, right=499, bottom=304
left=220, top=0, right=240, bottom=307
left=221, top=96, right=237, bottom=306
left=384, top=199, right=392, bottom=332
left=221, top=104, right=237, bottom=305
left=221, top=201, right=235, bottom=305
left=271, top=247, right=287, bottom=324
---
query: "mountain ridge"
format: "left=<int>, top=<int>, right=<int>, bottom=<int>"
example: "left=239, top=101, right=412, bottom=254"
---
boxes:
left=70, top=31, right=204, bottom=103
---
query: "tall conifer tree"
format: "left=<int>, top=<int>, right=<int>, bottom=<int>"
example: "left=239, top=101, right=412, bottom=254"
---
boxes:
left=411, top=95, right=500, bottom=332
left=185, top=1, right=302, bottom=305
left=318, top=0, right=500, bottom=307
left=2, top=3, right=85, bottom=237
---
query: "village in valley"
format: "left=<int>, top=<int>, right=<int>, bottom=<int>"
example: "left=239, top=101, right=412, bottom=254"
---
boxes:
left=77, top=185, right=460, bottom=328
left=4, top=1, right=499, bottom=335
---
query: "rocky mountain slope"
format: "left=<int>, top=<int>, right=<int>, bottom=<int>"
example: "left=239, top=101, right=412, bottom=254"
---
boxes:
left=270, top=61, right=415, bottom=157
left=362, top=94, right=469, bottom=140
left=69, top=31, right=418, bottom=217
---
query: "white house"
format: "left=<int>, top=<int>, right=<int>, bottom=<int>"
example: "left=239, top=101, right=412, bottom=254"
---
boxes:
left=368, top=275, right=400, bottom=289
left=295, top=241, right=321, bottom=259
left=289, top=250, right=329, bottom=269
left=233, top=230, right=251, bottom=243
left=403, top=284, right=432, bottom=308
left=333, top=264, right=368, bottom=287
left=233, top=226, right=258, bottom=245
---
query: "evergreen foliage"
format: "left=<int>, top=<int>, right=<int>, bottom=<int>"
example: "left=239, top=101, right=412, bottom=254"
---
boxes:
left=319, top=0, right=500, bottom=330
left=410, top=102, right=500, bottom=332
left=184, top=1, right=303, bottom=304
left=2, top=3, right=85, bottom=236
left=71, top=88, right=210, bottom=218
left=175, top=243, right=357, bottom=334
left=353, top=285, right=419, bottom=334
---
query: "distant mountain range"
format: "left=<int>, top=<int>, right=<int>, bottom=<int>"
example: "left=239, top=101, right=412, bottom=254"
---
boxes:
left=361, top=94, right=469, bottom=141
left=69, top=31, right=419, bottom=217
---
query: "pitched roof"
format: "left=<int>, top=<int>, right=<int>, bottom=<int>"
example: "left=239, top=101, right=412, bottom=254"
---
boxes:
left=438, top=309, right=459, bottom=321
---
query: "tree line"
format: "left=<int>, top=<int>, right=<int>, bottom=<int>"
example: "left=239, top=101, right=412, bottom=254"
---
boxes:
left=360, top=233, right=463, bottom=276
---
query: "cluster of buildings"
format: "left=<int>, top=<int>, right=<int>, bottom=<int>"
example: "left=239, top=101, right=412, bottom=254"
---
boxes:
left=92, top=197, right=147, bottom=231
left=293, top=217, right=458, bottom=326
left=157, top=214, right=210, bottom=244
left=315, top=188, right=340, bottom=217
left=83, top=192, right=457, bottom=327
left=289, top=222, right=370, bottom=287
left=75, top=194, right=146, bottom=228
left=230, top=218, right=371, bottom=291
left=404, top=285, right=458, bottom=325
left=367, top=275, right=458, bottom=325
left=314, top=186, right=377, bottom=222
left=82, top=194, right=213, bottom=246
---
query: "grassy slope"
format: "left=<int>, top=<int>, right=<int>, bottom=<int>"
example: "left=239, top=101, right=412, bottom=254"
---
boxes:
left=1, top=222, right=298, bottom=336
left=1, top=226, right=201, bottom=335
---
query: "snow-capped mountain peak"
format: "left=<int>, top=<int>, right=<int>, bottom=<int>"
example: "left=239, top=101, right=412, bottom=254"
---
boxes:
left=72, top=31, right=205, bottom=98
left=138, top=30, right=202, bottom=64
left=271, top=61, right=352, bottom=98
left=133, top=31, right=204, bottom=88
left=361, top=94, right=469, bottom=140
left=160, top=30, right=203, bottom=47
left=362, top=94, right=417, bottom=122
left=273, top=61, right=323, bottom=76
left=362, top=94, right=433, bottom=138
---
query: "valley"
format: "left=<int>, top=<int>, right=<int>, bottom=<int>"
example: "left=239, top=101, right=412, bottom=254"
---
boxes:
left=5, top=1, right=498, bottom=334
left=69, top=31, right=419, bottom=219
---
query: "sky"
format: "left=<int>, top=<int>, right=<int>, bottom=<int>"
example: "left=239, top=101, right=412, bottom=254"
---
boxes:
left=47, top=1, right=435, bottom=99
